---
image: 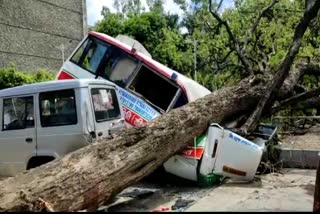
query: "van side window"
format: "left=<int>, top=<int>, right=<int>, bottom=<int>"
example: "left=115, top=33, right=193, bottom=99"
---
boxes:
left=91, top=88, right=121, bottom=122
left=39, top=89, right=77, bottom=127
left=3, top=96, right=34, bottom=131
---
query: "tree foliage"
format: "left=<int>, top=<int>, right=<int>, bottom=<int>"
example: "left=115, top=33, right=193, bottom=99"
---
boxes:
left=0, top=64, right=55, bottom=90
left=94, top=0, right=320, bottom=92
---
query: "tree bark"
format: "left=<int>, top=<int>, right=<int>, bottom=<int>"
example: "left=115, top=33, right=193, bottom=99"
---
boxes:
left=0, top=77, right=267, bottom=212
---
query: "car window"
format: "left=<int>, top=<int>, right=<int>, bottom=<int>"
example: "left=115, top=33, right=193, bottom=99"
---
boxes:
left=40, top=89, right=77, bottom=127
left=71, top=38, right=109, bottom=74
left=91, top=88, right=121, bottom=122
left=3, top=96, right=34, bottom=131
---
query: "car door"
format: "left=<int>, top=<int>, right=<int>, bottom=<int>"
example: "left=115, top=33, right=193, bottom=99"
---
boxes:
left=0, top=95, right=36, bottom=176
left=36, top=88, right=87, bottom=158
left=89, top=85, right=123, bottom=140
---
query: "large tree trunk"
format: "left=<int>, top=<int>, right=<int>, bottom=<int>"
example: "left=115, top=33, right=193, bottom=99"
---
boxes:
left=1, top=2, right=319, bottom=211
left=0, top=77, right=267, bottom=212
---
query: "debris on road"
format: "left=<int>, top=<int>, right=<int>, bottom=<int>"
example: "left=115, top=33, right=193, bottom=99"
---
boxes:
left=119, top=188, right=155, bottom=199
left=171, top=198, right=194, bottom=211
left=152, top=206, right=170, bottom=212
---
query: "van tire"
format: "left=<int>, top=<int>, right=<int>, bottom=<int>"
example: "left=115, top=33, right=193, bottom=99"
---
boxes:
left=27, top=156, right=55, bottom=170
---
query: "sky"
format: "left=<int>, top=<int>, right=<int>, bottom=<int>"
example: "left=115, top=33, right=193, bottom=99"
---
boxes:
left=86, top=0, right=234, bottom=27
left=86, top=0, right=187, bottom=26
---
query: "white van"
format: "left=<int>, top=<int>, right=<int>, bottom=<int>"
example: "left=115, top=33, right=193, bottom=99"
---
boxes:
left=0, top=79, right=125, bottom=176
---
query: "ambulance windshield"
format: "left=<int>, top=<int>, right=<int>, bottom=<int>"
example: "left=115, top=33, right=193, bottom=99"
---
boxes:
left=71, top=37, right=139, bottom=88
left=70, top=35, right=187, bottom=113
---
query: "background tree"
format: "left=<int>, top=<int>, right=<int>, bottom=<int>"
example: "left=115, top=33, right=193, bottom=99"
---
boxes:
left=94, top=0, right=320, bottom=122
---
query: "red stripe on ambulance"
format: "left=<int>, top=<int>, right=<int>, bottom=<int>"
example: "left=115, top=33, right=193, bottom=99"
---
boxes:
left=123, top=107, right=147, bottom=127
left=181, top=147, right=204, bottom=160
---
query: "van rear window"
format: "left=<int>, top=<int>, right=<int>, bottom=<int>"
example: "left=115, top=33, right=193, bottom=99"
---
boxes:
left=39, top=89, right=77, bottom=127
left=91, top=88, right=121, bottom=122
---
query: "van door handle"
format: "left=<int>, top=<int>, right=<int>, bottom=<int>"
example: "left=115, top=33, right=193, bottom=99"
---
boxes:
left=98, top=132, right=103, bottom=137
left=25, top=138, right=33, bottom=143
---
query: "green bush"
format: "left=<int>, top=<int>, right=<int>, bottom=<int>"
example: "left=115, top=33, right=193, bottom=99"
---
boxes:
left=0, top=65, right=55, bottom=90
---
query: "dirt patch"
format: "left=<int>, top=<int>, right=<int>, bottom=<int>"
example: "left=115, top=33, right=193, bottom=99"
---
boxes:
left=280, top=127, right=320, bottom=150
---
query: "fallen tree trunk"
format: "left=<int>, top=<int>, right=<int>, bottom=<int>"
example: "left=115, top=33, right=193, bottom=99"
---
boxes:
left=0, top=66, right=318, bottom=212
left=1, top=1, right=319, bottom=211
left=0, top=77, right=267, bottom=212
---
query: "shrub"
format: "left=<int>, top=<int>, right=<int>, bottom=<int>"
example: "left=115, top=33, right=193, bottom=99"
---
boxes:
left=0, top=65, right=55, bottom=90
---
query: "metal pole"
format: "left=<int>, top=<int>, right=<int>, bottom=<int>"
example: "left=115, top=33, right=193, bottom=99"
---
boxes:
left=194, top=39, right=197, bottom=82
left=314, top=159, right=320, bottom=212
left=62, top=44, right=65, bottom=63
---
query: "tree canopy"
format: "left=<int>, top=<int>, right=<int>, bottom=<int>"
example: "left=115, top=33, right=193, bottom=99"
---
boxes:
left=93, top=0, right=320, bottom=92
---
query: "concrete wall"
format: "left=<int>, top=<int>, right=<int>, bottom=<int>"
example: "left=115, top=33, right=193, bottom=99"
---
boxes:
left=0, top=0, right=87, bottom=72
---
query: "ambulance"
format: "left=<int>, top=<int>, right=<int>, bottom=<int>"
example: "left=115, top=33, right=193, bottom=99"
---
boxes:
left=56, top=32, right=266, bottom=185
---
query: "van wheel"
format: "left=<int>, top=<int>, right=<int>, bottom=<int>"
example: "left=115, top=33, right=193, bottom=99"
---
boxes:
left=27, top=156, right=55, bottom=170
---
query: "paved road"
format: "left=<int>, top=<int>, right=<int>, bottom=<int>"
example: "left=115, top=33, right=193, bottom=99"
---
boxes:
left=187, top=169, right=315, bottom=212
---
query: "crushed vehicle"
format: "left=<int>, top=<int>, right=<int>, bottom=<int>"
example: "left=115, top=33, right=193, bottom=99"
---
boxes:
left=0, top=79, right=125, bottom=176
left=55, top=32, right=278, bottom=185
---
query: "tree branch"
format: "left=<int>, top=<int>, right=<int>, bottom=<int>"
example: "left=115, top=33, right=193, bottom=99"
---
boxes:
left=240, top=0, right=320, bottom=134
left=271, top=87, right=320, bottom=114
left=217, top=0, right=224, bottom=11
left=242, top=0, right=279, bottom=53
left=277, top=62, right=320, bottom=99
left=209, top=0, right=253, bottom=76
left=291, top=96, right=320, bottom=110
left=217, top=49, right=234, bottom=64
left=302, top=63, right=320, bottom=75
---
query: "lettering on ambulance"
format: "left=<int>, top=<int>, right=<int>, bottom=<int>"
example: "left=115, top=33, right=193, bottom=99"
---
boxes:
left=118, top=88, right=160, bottom=126
left=228, top=133, right=260, bottom=150
left=123, top=107, right=147, bottom=126
left=223, top=165, right=247, bottom=177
